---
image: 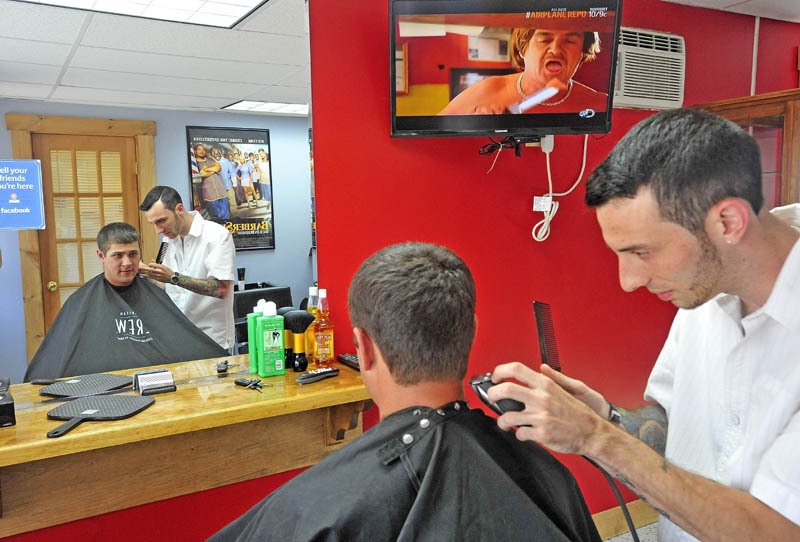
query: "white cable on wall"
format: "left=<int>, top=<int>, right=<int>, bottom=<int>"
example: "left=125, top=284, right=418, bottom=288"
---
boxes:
left=531, top=134, right=589, bottom=242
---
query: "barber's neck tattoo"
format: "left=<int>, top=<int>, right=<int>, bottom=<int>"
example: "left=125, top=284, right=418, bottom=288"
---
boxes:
left=616, top=404, right=668, bottom=455
left=175, top=275, right=228, bottom=299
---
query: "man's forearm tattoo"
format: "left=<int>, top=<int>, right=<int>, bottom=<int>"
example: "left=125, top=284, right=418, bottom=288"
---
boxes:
left=617, top=404, right=668, bottom=455
left=176, top=275, right=228, bottom=299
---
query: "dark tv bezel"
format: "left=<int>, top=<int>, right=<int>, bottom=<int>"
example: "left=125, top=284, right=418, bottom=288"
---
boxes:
left=390, top=0, right=623, bottom=139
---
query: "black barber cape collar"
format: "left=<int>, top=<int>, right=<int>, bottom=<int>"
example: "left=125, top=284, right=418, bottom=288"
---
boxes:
left=25, top=273, right=227, bottom=381
left=210, top=401, right=601, bottom=542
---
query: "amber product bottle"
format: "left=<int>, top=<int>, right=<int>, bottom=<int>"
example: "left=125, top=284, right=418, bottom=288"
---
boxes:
left=313, top=288, right=335, bottom=367
left=305, top=286, right=319, bottom=363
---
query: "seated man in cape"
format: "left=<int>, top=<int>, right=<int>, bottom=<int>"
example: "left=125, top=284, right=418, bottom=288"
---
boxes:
left=210, top=242, right=600, bottom=542
left=24, top=222, right=227, bottom=381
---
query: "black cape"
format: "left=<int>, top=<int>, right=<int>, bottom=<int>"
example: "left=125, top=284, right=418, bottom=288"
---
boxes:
left=25, top=274, right=227, bottom=381
left=210, top=402, right=601, bottom=542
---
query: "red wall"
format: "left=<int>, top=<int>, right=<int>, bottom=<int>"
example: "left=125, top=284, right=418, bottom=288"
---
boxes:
left=309, top=0, right=800, bottom=513
left=8, top=2, right=799, bottom=541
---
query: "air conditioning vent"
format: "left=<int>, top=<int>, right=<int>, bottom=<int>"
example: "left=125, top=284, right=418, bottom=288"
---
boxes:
left=613, top=27, right=685, bottom=110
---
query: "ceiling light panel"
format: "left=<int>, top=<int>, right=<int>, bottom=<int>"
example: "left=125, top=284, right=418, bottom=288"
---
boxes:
left=12, top=0, right=266, bottom=28
left=224, top=100, right=309, bottom=115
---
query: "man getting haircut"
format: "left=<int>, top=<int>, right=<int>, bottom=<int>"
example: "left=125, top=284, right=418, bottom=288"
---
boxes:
left=211, top=242, right=600, bottom=541
left=25, top=222, right=226, bottom=380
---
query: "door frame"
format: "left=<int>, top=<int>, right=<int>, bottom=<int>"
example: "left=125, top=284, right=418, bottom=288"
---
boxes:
left=5, top=114, right=157, bottom=361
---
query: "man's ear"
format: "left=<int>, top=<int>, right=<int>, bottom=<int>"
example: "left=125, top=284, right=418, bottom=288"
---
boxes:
left=175, top=202, right=185, bottom=215
left=353, top=327, right=375, bottom=372
left=96, top=248, right=105, bottom=263
left=707, top=198, right=750, bottom=245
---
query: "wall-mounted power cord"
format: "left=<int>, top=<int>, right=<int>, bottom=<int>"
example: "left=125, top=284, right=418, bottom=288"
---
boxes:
left=531, top=134, right=589, bottom=242
left=479, top=136, right=521, bottom=173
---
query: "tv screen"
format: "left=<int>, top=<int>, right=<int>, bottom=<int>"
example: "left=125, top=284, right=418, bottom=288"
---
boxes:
left=390, top=0, right=622, bottom=138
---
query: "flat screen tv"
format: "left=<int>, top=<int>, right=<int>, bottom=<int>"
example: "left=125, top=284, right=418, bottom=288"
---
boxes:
left=390, top=0, right=623, bottom=138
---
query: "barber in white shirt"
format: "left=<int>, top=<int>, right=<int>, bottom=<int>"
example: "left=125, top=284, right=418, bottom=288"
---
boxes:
left=489, top=109, right=800, bottom=542
left=139, top=186, right=235, bottom=350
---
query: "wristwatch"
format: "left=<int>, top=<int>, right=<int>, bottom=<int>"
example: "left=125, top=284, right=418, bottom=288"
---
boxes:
left=607, top=402, right=622, bottom=425
left=170, top=272, right=180, bottom=285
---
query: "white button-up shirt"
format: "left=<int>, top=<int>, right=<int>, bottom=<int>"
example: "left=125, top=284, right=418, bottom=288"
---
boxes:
left=645, top=204, right=800, bottom=541
left=163, top=211, right=235, bottom=349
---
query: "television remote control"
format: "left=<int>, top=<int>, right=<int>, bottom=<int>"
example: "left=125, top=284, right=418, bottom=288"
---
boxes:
left=337, top=353, right=360, bottom=371
left=296, top=367, right=339, bottom=385
left=469, top=373, right=525, bottom=416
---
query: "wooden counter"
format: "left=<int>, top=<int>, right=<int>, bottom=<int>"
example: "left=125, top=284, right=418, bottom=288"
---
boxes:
left=0, top=355, right=371, bottom=537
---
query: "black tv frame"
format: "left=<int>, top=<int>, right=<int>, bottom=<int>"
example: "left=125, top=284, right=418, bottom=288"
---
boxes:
left=390, top=0, right=623, bottom=139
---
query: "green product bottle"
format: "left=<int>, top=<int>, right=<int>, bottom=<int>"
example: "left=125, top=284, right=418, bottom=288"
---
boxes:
left=247, top=303, right=262, bottom=374
left=259, top=301, right=285, bottom=377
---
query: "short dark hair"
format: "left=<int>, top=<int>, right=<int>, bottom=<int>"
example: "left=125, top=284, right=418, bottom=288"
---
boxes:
left=348, top=242, right=476, bottom=385
left=585, top=108, right=763, bottom=232
left=97, top=222, right=140, bottom=254
left=139, top=186, right=183, bottom=212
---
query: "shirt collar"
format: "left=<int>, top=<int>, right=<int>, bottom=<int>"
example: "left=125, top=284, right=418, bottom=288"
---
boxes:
left=713, top=204, right=800, bottom=333
left=758, top=237, right=800, bottom=333
left=185, top=210, right=203, bottom=239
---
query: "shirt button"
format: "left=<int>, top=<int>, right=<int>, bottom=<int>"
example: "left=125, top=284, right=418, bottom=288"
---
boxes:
left=420, top=418, right=430, bottom=429
left=402, top=433, right=414, bottom=444
left=436, top=409, right=445, bottom=416
left=732, top=414, right=740, bottom=426
left=412, top=409, right=421, bottom=416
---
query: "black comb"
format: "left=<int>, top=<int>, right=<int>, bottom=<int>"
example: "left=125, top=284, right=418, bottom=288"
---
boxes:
left=533, top=301, right=561, bottom=372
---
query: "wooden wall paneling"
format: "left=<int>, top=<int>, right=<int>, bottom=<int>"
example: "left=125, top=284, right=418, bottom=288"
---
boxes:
left=135, top=134, right=158, bottom=261
left=781, top=99, right=799, bottom=204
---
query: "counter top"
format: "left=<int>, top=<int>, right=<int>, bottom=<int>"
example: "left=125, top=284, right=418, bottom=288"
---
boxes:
left=1, top=354, right=370, bottom=468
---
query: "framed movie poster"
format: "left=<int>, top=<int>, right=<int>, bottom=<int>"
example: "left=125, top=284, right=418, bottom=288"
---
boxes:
left=186, top=126, right=274, bottom=250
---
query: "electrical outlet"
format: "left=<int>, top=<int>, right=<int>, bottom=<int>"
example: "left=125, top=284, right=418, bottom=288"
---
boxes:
left=533, top=196, right=552, bottom=212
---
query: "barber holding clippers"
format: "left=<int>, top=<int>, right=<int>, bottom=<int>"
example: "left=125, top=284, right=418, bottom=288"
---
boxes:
left=489, top=109, right=800, bottom=541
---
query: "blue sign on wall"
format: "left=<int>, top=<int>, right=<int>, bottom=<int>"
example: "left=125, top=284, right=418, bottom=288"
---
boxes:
left=0, top=160, right=45, bottom=230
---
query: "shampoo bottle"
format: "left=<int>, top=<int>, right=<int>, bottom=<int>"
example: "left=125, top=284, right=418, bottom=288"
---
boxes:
left=249, top=299, right=267, bottom=374
left=259, top=301, right=285, bottom=377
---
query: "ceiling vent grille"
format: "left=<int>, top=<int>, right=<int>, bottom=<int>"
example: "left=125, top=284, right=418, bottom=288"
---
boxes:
left=613, top=27, right=685, bottom=110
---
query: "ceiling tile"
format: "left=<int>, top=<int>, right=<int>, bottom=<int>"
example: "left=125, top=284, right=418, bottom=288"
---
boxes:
left=236, top=0, right=306, bottom=36
left=51, top=85, right=230, bottom=108
left=0, top=60, right=61, bottom=84
left=61, top=66, right=263, bottom=98
left=81, top=12, right=309, bottom=65
left=0, top=80, right=52, bottom=99
left=726, top=0, right=800, bottom=22
left=0, top=37, right=72, bottom=65
left=0, top=0, right=88, bottom=43
left=69, top=46, right=301, bottom=85
left=271, top=64, right=310, bottom=87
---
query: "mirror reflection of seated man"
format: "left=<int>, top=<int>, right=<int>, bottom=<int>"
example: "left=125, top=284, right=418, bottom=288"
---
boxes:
left=211, top=242, right=600, bottom=542
left=24, top=222, right=227, bottom=381
left=439, top=28, right=607, bottom=115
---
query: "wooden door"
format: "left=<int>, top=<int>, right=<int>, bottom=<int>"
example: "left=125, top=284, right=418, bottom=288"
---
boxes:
left=32, top=134, right=139, bottom=330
